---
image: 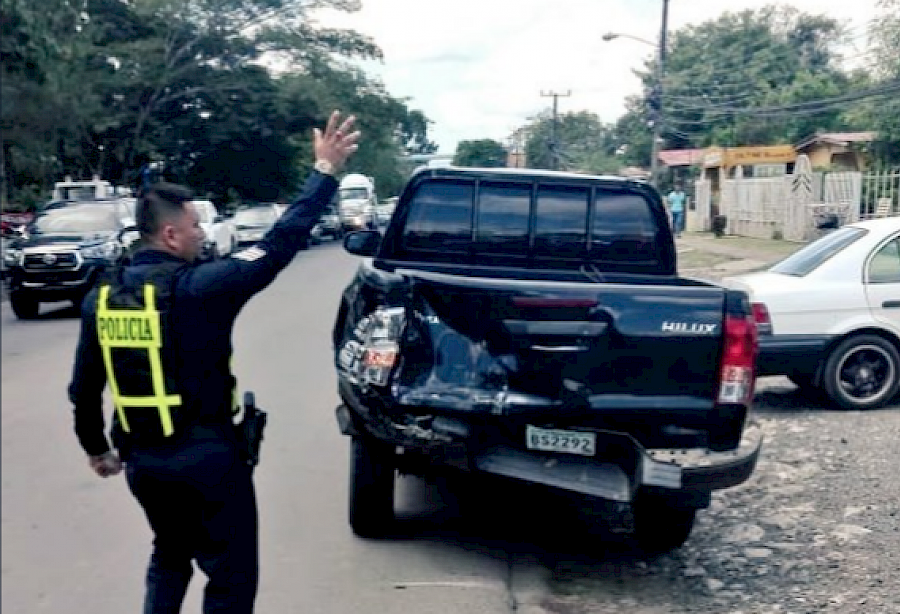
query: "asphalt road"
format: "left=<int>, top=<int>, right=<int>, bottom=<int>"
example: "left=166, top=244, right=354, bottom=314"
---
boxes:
left=2, top=242, right=899, bottom=614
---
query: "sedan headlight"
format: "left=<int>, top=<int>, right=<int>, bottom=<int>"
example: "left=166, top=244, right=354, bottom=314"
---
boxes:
left=81, top=241, right=121, bottom=260
left=4, top=248, right=22, bottom=266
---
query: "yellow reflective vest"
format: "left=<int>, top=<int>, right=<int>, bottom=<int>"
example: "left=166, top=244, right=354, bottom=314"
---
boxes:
left=95, top=267, right=185, bottom=441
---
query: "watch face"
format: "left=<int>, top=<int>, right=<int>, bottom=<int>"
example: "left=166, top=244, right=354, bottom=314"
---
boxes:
left=316, top=160, right=334, bottom=175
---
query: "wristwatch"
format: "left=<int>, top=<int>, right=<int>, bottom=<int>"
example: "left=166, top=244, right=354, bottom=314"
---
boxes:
left=314, top=159, right=335, bottom=176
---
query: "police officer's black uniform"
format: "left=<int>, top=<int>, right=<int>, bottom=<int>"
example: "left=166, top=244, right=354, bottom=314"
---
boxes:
left=69, top=170, right=337, bottom=613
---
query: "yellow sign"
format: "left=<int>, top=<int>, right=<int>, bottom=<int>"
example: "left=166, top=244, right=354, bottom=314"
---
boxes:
left=703, top=145, right=796, bottom=168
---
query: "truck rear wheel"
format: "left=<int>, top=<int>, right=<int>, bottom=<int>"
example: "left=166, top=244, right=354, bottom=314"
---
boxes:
left=349, top=436, right=395, bottom=538
left=632, top=496, right=697, bottom=555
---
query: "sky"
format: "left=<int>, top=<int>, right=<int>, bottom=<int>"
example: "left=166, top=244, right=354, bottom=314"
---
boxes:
left=313, top=0, right=882, bottom=155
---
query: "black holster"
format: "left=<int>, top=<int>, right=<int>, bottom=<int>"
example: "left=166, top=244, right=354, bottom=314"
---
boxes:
left=236, top=391, right=268, bottom=467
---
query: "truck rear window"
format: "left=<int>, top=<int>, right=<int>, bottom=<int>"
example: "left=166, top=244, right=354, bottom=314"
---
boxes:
left=398, top=179, right=662, bottom=268
left=591, top=192, right=657, bottom=262
left=535, top=186, right=590, bottom=257
left=476, top=182, right=530, bottom=255
left=403, top=181, right=472, bottom=253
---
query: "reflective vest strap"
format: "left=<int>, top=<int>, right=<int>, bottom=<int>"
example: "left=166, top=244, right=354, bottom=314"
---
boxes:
left=96, top=282, right=181, bottom=437
left=97, top=285, right=131, bottom=433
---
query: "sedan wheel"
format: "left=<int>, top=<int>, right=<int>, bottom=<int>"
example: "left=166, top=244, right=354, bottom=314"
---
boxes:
left=823, top=335, right=900, bottom=410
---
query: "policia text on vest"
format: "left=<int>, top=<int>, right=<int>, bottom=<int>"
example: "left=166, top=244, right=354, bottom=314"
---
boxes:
left=98, top=314, right=154, bottom=343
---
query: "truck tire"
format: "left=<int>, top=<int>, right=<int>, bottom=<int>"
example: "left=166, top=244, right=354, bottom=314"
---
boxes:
left=10, top=292, right=39, bottom=320
left=632, top=496, right=697, bottom=555
left=348, top=436, right=395, bottom=538
left=822, top=334, right=900, bottom=410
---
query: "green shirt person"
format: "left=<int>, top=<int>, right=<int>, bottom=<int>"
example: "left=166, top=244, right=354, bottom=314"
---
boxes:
left=667, top=187, right=687, bottom=236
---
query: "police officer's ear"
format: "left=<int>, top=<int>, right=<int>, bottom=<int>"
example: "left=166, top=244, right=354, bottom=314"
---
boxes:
left=159, top=221, right=180, bottom=251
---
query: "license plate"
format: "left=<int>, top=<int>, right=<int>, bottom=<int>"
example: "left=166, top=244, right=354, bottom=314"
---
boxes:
left=526, top=426, right=596, bottom=456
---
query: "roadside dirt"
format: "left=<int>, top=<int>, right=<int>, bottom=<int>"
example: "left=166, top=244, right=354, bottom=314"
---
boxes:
left=523, top=380, right=900, bottom=614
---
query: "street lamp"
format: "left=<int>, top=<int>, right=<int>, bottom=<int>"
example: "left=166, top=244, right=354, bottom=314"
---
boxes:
left=601, top=0, right=669, bottom=190
left=601, top=32, right=656, bottom=47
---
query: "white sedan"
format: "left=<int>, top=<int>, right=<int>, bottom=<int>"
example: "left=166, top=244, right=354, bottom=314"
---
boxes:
left=723, top=217, right=900, bottom=410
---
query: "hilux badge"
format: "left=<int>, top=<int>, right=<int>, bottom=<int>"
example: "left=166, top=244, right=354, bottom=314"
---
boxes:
left=42, top=253, right=57, bottom=265
left=661, top=322, right=717, bottom=334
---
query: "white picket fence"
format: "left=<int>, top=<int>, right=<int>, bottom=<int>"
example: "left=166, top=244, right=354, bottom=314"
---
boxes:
left=690, top=157, right=899, bottom=242
left=859, top=167, right=900, bottom=220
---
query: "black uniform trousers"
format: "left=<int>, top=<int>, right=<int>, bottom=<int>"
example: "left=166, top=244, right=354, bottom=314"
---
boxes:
left=123, top=423, right=257, bottom=614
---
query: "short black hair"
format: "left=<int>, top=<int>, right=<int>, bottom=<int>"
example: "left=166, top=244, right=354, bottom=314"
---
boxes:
left=136, top=182, right=194, bottom=237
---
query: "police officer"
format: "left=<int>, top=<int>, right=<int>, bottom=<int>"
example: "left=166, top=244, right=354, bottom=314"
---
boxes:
left=68, top=111, right=360, bottom=613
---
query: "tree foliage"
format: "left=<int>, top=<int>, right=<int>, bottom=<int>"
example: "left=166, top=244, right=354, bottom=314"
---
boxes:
left=453, top=139, right=507, bottom=167
left=525, top=111, right=620, bottom=174
left=1, top=0, right=437, bottom=208
left=857, top=0, right=900, bottom=162
left=606, top=5, right=898, bottom=170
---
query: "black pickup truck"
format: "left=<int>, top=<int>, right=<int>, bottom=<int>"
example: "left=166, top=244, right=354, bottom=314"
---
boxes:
left=333, top=167, right=762, bottom=552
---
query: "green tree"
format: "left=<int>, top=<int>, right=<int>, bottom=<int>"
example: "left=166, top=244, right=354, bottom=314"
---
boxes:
left=1, top=0, right=438, bottom=206
left=453, top=139, right=508, bottom=167
left=525, top=111, right=619, bottom=173
left=612, top=5, right=856, bottom=165
left=858, top=0, right=900, bottom=162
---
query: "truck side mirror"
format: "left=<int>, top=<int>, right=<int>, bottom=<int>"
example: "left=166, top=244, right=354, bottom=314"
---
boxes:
left=343, top=230, right=381, bottom=257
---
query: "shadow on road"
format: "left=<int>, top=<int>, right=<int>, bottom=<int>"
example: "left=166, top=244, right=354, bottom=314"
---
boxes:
left=385, top=472, right=654, bottom=569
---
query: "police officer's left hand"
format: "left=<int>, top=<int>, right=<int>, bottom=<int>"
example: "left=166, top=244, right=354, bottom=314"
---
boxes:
left=89, top=451, right=123, bottom=478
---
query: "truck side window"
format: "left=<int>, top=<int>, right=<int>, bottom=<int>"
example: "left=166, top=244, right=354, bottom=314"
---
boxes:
left=475, top=182, right=530, bottom=255
left=591, top=192, right=657, bottom=262
left=534, top=185, right=589, bottom=258
left=403, top=180, right=473, bottom=253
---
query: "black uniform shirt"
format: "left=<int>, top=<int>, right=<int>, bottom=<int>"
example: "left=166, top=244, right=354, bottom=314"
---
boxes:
left=69, top=171, right=338, bottom=456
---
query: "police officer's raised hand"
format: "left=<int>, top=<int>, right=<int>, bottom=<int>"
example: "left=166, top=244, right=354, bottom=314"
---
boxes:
left=89, top=451, right=122, bottom=478
left=314, top=110, right=360, bottom=173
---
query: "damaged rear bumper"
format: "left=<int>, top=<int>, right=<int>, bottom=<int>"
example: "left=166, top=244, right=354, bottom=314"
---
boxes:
left=336, top=402, right=762, bottom=503
left=474, top=423, right=762, bottom=502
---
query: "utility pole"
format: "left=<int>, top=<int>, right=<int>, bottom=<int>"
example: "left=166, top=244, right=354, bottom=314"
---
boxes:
left=650, top=0, right=670, bottom=189
left=541, top=90, right=570, bottom=170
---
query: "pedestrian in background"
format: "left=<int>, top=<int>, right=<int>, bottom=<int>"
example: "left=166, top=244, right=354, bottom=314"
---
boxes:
left=667, top=184, right=687, bottom=237
left=68, top=110, right=360, bottom=613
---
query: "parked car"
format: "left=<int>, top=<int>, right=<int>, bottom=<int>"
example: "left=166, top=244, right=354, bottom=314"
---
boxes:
left=232, top=205, right=279, bottom=247
left=311, top=204, right=342, bottom=244
left=4, top=202, right=137, bottom=319
left=723, top=216, right=900, bottom=410
left=374, top=199, right=396, bottom=227
left=191, top=200, right=236, bottom=257
left=332, top=166, right=762, bottom=551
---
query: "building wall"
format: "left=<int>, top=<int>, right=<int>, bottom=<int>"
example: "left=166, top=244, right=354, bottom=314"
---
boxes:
left=799, top=144, right=867, bottom=172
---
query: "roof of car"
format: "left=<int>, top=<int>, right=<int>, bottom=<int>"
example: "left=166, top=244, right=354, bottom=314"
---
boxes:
left=413, top=165, right=640, bottom=184
left=848, top=216, right=900, bottom=234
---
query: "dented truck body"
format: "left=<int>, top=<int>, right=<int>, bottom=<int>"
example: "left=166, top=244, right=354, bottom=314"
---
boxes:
left=333, top=167, right=761, bottom=549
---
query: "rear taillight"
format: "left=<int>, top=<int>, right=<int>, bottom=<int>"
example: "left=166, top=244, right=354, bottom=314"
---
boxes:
left=717, top=314, right=758, bottom=404
left=751, top=302, right=772, bottom=335
left=338, top=307, right=405, bottom=387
